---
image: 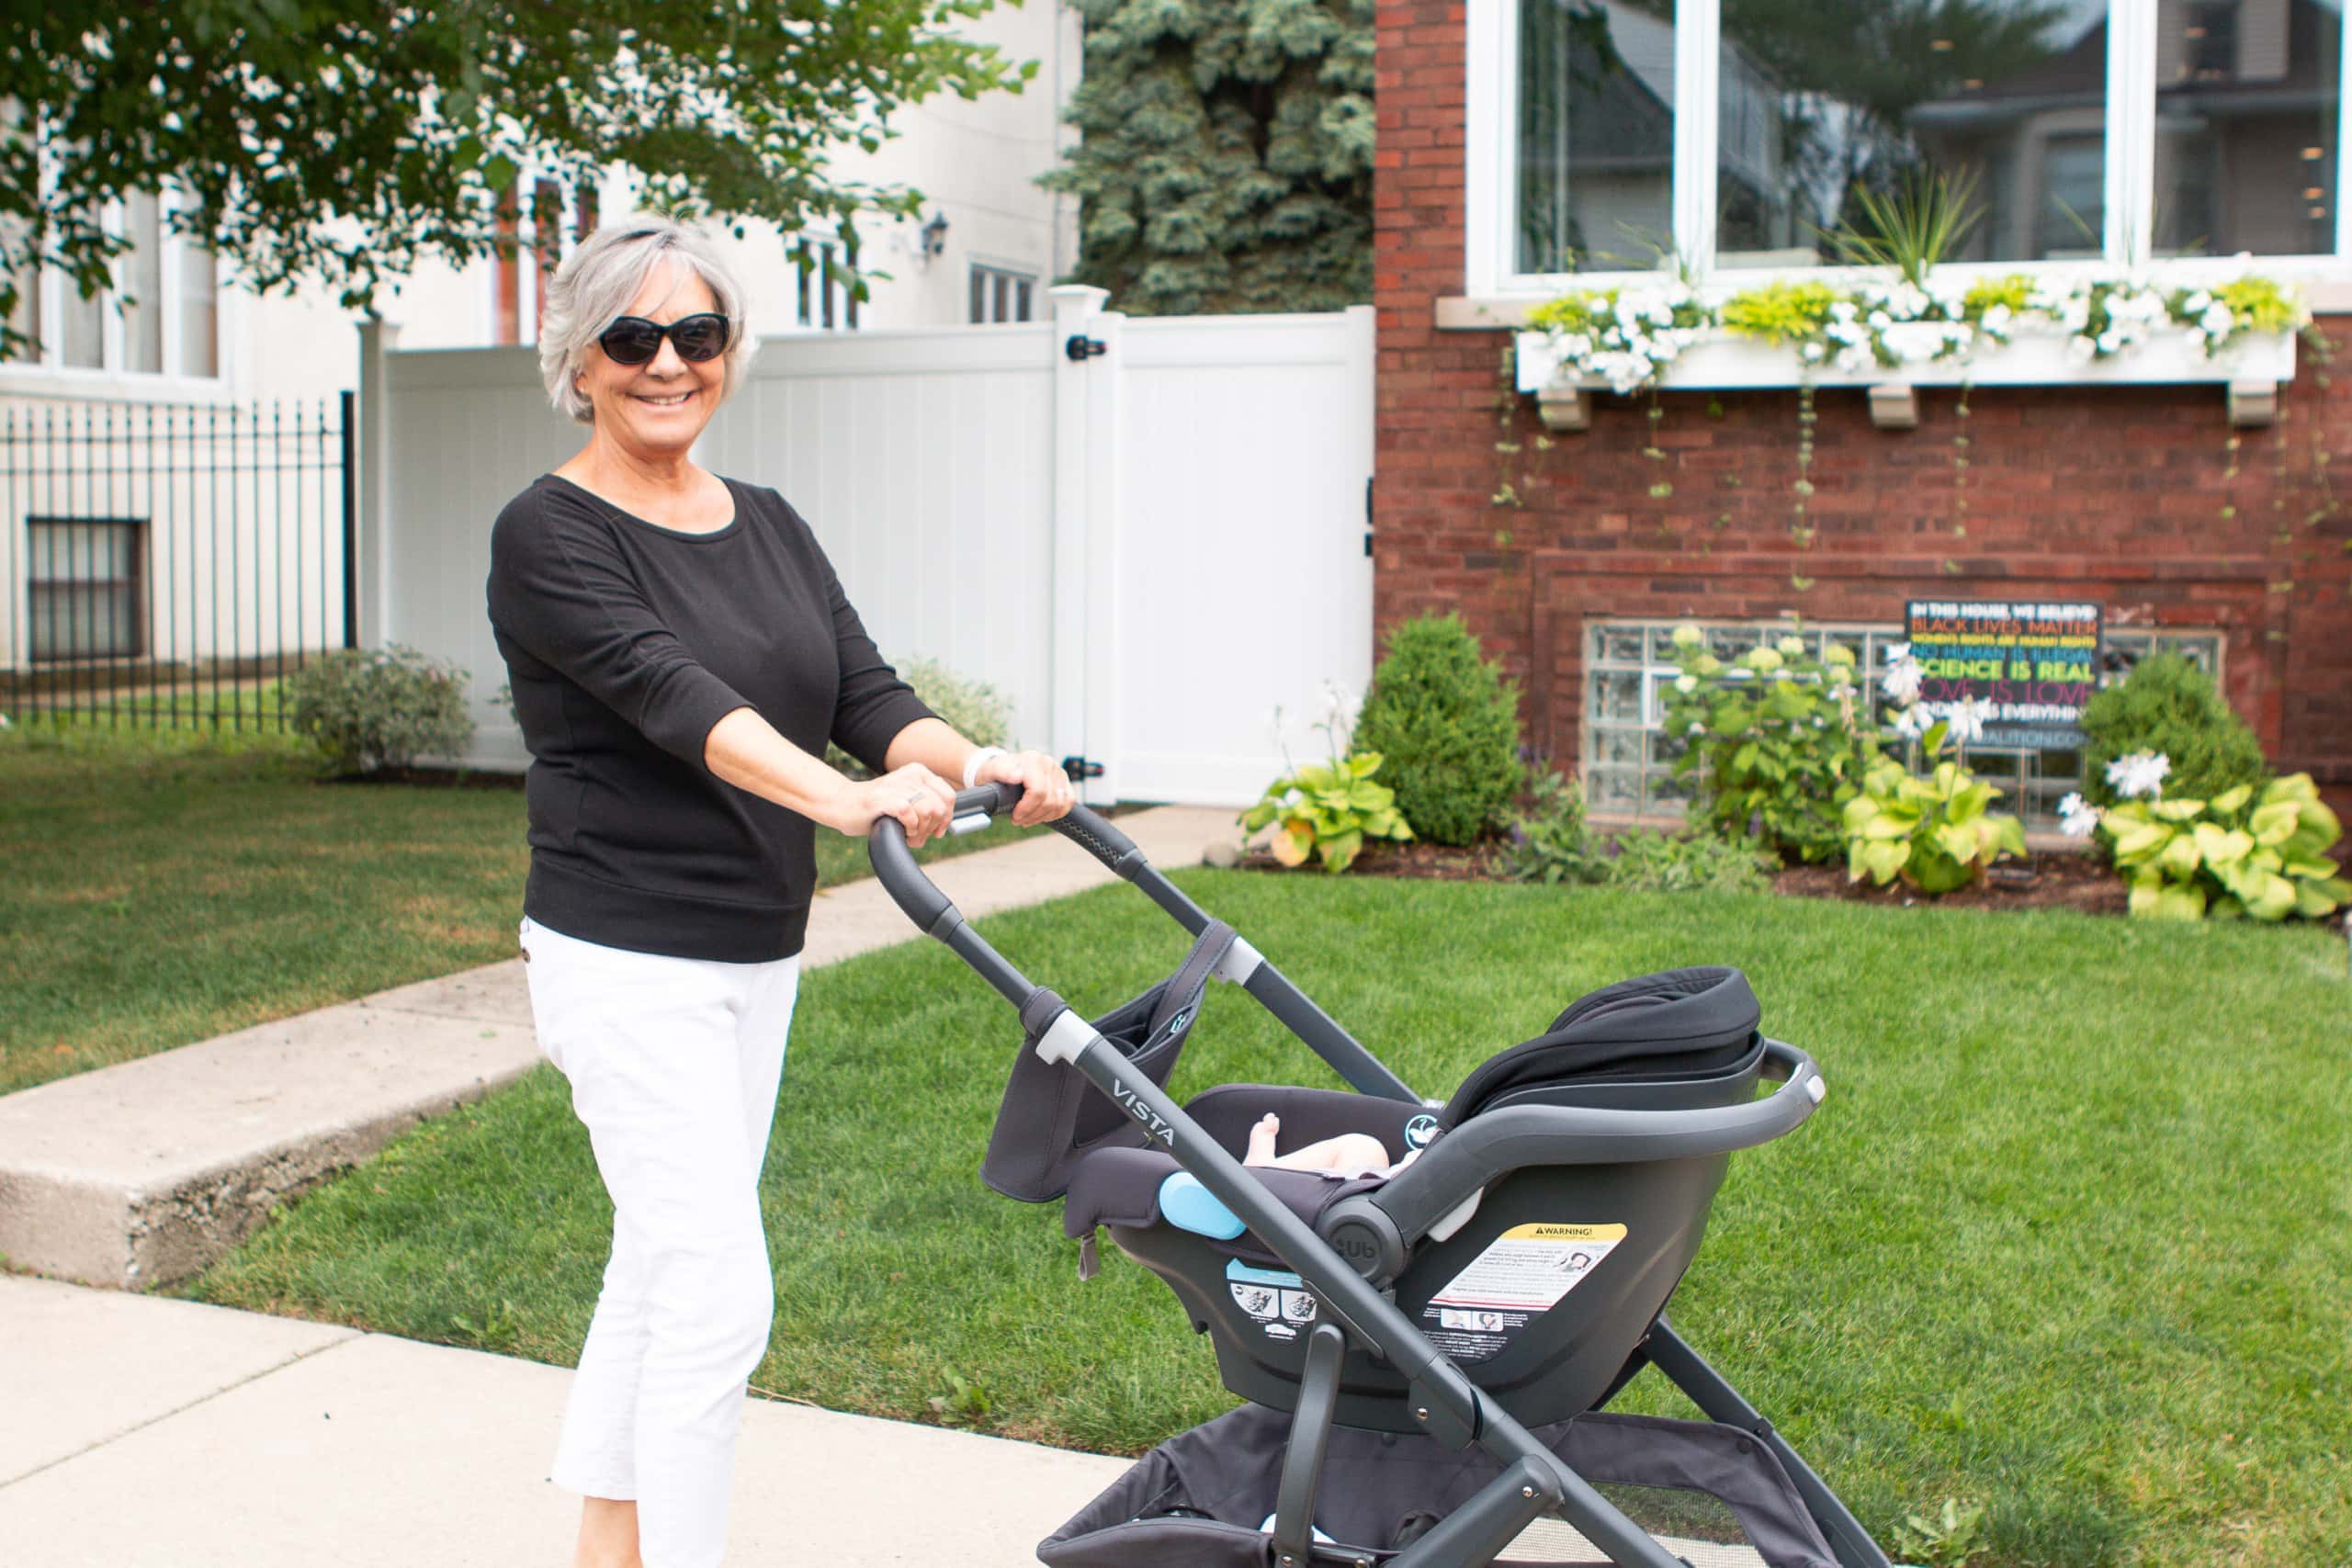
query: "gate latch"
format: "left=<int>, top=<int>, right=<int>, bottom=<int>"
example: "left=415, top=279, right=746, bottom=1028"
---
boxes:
left=1064, top=334, right=1108, bottom=363
left=1060, top=755, right=1105, bottom=781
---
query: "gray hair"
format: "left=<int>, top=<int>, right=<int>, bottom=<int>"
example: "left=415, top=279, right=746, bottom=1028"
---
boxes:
left=539, top=214, right=755, bottom=423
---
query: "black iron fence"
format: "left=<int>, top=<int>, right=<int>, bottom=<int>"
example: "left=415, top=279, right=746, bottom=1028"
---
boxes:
left=0, top=392, right=353, bottom=732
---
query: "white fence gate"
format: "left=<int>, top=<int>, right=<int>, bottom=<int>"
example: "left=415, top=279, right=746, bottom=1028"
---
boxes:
left=356, top=288, right=1373, bottom=807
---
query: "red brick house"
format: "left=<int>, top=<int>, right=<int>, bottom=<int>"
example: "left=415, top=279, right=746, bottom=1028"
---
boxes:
left=1372, top=0, right=2352, bottom=824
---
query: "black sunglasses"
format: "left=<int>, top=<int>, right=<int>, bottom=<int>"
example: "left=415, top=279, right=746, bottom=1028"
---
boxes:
left=597, top=312, right=731, bottom=366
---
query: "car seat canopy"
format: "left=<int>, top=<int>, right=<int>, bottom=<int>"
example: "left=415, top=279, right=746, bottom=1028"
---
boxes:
left=1439, top=966, right=1762, bottom=1128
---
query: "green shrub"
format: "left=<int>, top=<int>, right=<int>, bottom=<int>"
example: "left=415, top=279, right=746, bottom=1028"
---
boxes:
left=1351, top=613, right=1523, bottom=847
left=2079, top=653, right=2267, bottom=807
left=1504, top=772, right=1771, bottom=894
left=827, top=656, right=1014, bottom=777
left=1657, top=626, right=1877, bottom=863
left=286, top=645, right=474, bottom=773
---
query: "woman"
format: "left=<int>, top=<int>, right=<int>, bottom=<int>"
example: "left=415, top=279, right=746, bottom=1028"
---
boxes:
left=486, top=215, right=1074, bottom=1568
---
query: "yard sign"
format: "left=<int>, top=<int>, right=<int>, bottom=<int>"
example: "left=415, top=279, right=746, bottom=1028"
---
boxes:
left=1904, top=600, right=2102, bottom=750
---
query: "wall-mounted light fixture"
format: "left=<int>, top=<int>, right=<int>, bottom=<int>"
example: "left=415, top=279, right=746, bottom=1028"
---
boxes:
left=921, top=211, right=951, bottom=262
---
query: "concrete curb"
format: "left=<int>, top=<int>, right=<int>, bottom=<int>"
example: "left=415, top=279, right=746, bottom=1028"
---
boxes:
left=0, top=806, right=1238, bottom=1290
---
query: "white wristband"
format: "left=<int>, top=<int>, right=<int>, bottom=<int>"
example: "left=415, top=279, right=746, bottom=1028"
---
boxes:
left=961, top=747, right=1008, bottom=789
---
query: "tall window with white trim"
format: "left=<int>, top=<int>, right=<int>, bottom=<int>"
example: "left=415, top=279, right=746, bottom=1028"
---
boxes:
left=4, top=191, right=223, bottom=381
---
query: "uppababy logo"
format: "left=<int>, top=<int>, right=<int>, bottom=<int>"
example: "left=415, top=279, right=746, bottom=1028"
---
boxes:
left=1111, top=1078, right=1176, bottom=1145
left=1404, top=1114, right=1441, bottom=1150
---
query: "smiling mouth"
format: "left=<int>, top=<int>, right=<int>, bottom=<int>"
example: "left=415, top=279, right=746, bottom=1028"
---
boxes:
left=633, top=389, right=695, bottom=408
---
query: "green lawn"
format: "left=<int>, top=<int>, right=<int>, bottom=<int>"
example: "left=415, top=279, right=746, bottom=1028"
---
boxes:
left=185, top=873, right=2352, bottom=1566
left=0, top=725, right=1041, bottom=1095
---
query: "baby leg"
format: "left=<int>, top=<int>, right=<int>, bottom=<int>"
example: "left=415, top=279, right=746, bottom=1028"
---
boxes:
left=1246, top=1113, right=1283, bottom=1165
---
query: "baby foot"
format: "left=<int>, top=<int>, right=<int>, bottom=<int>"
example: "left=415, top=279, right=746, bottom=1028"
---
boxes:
left=1246, top=1113, right=1282, bottom=1165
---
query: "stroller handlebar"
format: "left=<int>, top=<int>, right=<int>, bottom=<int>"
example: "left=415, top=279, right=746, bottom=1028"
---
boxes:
left=868, top=782, right=1142, bottom=939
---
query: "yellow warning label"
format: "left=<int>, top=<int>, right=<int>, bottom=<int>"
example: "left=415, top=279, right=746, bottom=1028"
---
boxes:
left=1429, top=1222, right=1629, bottom=1314
left=1503, top=1224, right=1627, bottom=1243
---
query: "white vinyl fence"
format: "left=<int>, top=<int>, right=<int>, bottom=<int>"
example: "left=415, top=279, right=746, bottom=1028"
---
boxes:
left=356, top=288, right=1374, bottom=806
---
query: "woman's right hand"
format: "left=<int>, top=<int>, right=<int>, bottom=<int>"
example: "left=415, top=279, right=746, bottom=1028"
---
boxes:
left=831, top=762, right=958, bottom=847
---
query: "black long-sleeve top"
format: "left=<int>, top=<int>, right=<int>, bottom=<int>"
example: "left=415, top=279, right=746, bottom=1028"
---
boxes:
left=486, top=473, right=934, bottom=962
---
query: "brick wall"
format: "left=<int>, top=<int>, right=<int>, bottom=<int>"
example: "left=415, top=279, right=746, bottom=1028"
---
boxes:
left=1372, top=1, right=2352, bottom=812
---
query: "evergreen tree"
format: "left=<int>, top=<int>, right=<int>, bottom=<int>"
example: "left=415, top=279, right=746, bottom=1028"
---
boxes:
left=1044, top=0, right=1374, bottom=315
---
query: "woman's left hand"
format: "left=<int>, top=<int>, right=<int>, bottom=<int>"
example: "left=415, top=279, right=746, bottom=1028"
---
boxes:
left=977, top=749, right=1078, bottom=826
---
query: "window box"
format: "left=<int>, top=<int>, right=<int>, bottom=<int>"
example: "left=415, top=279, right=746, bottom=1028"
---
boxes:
left=1513, top=324, right=2299, bottom=428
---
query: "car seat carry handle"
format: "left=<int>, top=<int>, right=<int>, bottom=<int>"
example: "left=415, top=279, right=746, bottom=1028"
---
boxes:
left=1363, top=1039, right=1827, bottom=1249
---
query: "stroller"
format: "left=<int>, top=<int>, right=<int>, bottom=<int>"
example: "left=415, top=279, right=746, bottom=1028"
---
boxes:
left=872, top=788, right=1893, bottom=1568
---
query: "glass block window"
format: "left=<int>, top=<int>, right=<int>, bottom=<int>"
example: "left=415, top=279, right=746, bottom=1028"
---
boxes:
left=1583, top=619, right=2225, bottom=830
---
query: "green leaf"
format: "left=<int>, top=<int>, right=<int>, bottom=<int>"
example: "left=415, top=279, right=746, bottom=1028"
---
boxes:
left=1861, top=839, right=1909, bottom=885
left=2250, top=801, right=2302, bottom=845
left=2128, top=874, right=2165, bottom=919
left=2109, top=820, right=2172, bottom=863
left=2157, top=833, right=2203, bottom=878
left=1317, top=829, right=1363, bottom=874
left=2244, top=872, right=2298, bottom=921
left=2210, top=783, right=2254, bottom=814
left=2156, top=884, right=2210, bottom=920
left=1732, top=742, right=1760, bottom=774
left=2293, top=881, right=2343, bottom=919
left=1932, top=822, right=1981, bottom=865
left=1923, top=721, right=1951, bottom=753
left=2151, top=798, right=2207, bottom=822
left=2192, top=823, right=2253, bottom=867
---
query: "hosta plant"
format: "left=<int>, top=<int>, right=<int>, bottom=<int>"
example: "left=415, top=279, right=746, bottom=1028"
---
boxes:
left=1840, top=726, right=2027, bottom=894
left=1240, top=752, right=1411, bottom=874
left=2098, top=773, right=2350, bottom=921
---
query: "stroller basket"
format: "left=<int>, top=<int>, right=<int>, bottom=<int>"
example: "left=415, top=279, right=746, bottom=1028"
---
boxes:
left=870, top=788, right=1890, bottom=1568
left=1046, top=1404, right=1838, bottom=1568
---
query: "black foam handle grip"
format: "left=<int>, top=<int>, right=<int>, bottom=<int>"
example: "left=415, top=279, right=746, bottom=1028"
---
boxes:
left=870, top=784, right=1147, bottom=938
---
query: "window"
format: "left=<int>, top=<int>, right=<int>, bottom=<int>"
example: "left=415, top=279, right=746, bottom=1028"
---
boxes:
left=1473, top=1, right=2350, bottom=295
left=1582, top=618, right=2224, bottom=829
left=794, top=237, right=859, bottom=331
left=6, top=191, right=222, bottom=379
left=2154, top=0, right=2342, bottom=258
left=969, top=263, right=1036, bottom=324
left=28, top=518, right=144, bottom=662
left=492, top=175, right=596, bottom=346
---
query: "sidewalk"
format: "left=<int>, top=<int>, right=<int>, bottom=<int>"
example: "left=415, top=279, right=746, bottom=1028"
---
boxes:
left=0, top=806, right=1234, bottom=1566
left=0, top=1273, right=1130, bottom=1566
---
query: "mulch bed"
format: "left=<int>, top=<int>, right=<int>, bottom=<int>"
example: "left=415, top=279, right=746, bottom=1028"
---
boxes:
left=1239, top=837, right=2132, bottom=919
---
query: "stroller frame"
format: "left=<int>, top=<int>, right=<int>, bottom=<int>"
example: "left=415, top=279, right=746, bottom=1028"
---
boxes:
left=873, top=789, right=1891, bottom=1568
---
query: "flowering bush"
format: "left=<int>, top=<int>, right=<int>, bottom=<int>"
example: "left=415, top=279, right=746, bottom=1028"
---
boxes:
left=2062, top=761, right=2349, bottom=921
left=1657, top=626, right=1878, bottom=863
left=286, top=645, right=474, bottom=774
left=1839, top=724, right=2026, bottom=894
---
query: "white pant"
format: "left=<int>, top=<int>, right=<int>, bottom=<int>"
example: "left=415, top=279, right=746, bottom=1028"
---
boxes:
left=519, top=915, right=801, bottom=1568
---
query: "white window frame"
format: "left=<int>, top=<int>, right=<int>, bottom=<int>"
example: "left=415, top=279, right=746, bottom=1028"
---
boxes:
left=0, top=182, right=232, bottom=400
left=788, top=233, right=858, bottom=332
left=1467, top=0, right=2352, bottom=302
left=968, top=259, right=1040, bottom=325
